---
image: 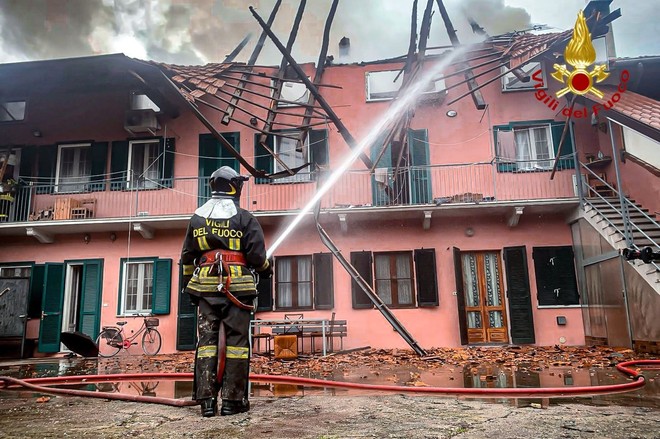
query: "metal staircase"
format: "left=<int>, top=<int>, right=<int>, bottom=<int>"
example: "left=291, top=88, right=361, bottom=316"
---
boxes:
left=581, top=180, right=660, bottom=293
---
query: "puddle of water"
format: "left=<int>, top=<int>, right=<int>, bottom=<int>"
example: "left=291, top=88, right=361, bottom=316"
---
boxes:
left=1, top=359, right=657, bottom=408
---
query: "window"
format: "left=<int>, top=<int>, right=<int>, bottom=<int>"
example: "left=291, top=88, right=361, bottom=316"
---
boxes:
left=276, top=255, right=313, bottom=309
left=274, top=135, right=311, bottom=183
left=275, top=80, right=310, bottom=107
left=130, top=92, right=160, bottom=112
left=122, top=261, right=154, bottom=314
left=55, top=143, right=92, bottom=193
left=351, top=249, right=438, bottom=309
left=366, top=70, right=446, bottom=102
left=513, top=125, right=554, bottom=170
left=374, top=252, right=415, bottom=307
left=494, top=122, right=574, bottom=172
left=128, top=139, right=160, bottom=189
left=502, top=62, right=544, bottom=91
left=0, top=100, right=26, bottom=122
left=270, top=253, right=334, bottom=311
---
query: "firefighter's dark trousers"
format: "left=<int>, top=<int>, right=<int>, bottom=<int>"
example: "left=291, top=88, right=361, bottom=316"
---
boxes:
left=194, top=296, right=253, bottom=402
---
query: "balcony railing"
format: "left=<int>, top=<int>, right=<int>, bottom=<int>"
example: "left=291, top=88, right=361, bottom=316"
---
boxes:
left=0, top=160, right=579, bottom=224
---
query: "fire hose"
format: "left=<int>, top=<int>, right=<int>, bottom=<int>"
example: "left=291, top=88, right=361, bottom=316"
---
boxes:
left=1, top=360, right=657, bottom=406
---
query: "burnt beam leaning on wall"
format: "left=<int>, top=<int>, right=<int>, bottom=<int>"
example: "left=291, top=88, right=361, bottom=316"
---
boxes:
left=257, top=0, right=308, bottom=177
left=250, top=5, right=375, bottom=170
left=223, top=33, right=253, bottom=63
left=435, top=0, right=487, bottom=110
left=222, top=0, right=282, bottom=125
left=296, top=0, right=340, bottom=154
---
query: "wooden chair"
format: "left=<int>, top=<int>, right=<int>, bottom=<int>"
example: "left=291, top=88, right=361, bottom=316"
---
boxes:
left=251, top=319, right=272, bottom=355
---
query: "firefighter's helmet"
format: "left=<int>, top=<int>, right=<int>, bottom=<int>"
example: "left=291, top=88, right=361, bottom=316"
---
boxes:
left=209, top=166, right=249, bottom=199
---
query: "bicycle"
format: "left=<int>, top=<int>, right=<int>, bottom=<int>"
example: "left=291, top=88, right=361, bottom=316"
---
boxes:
left=95, top=314, right=162, bottom=357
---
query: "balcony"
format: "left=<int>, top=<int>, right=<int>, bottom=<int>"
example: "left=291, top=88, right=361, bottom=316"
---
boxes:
left=0, top=160, right=580, bottom=237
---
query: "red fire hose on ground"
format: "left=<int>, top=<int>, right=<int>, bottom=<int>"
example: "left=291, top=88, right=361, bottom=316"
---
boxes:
left=0, top=360, right=657, bottom=407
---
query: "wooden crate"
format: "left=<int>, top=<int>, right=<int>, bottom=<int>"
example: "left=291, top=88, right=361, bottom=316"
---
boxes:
left=54, top=198, right=81, bottom=220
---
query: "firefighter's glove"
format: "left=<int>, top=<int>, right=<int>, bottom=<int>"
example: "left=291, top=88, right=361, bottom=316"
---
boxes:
left=258, top=258, right=274, bottom=279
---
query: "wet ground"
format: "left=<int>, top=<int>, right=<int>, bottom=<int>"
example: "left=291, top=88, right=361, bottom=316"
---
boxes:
left=1, top=346, right=659, bottom=438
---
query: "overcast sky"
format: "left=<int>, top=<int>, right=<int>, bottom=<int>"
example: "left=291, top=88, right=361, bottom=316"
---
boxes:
left=0, top=0, right=657, bottom=66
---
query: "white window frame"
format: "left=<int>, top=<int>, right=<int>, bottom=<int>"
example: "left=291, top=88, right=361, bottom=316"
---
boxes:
left=120, top=260, right=154, bottom=315
left=273, top=134, right=311, bottom=183
left=127, top=139, right=161, bottom=189
left=0, top=100, right=26, bottom=122
left=366, top=70, right=446, bottom=102
left=501, top=62, right=545, bottom=92
left=513, top=124, right=555, bottom=170
left=55, top=143, right=92, bottom=193
left=130, top=92, right=160, bottom=112
left=273, top=79, right=311, bottom=107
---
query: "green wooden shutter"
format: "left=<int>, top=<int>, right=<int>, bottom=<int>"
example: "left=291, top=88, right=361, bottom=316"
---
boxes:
left=152, top=258, right=172, bottom=315
left=351, top=251, right=374, bottom=309
left=453, top=247, right=468, bottom=345
left=18, top=145, right=35, bottom=178
left=28, top=264, right=45, bottom=318
left=176, top=260, right=197, bottom=350
left=309, top=129, right=329, bottom=180
left=414, top=248, right=438, bottom=307
left=36, top=145, right=56, bottom=194
left=551, top=123, right=575, bottom=170
left=256, top=275, right=273, bottom=312
left=313, top=252, right=334, bottom=309
left=160, top=137, right=175, bottom=188
left=198, top=133, right=240, bottom=206
left=503, top=246, right=536, bottom=344
left=408, top=129, right=432, bottom=204
left=38, top=263, right=65, bottom=353
left=110, top=141, right=129, bottom=190
left=254, top=134, right=274, bottom=183
left=79, top=259, right=103, bottom=338
left=371, top=135, right=392, bottom=206
left=89, top=142, right=108, bottom=192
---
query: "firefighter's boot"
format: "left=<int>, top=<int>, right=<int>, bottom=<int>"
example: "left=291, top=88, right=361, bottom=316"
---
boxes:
left=220, top=399, right=250, bottom=416
left=200, top=398, right=217, bottom=417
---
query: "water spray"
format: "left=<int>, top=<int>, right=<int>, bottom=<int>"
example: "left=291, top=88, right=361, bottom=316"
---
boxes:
left=266, top=47, right=466, bottom=258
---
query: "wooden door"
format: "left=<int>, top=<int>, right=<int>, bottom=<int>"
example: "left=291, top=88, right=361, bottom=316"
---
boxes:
left=460, top=252, right=509, bottom=344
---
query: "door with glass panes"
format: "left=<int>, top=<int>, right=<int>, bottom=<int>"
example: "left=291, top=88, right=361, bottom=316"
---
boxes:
left=460, top=251, right=509, bottom=344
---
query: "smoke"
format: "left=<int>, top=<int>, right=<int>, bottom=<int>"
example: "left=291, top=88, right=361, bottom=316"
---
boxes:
left=0, top=0, right=532, bottom=66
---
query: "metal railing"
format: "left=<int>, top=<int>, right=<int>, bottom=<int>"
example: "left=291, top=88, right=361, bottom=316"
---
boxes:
left=0, top=160, right=579, bottom=224
left=580, top=162, right=660, bottom=272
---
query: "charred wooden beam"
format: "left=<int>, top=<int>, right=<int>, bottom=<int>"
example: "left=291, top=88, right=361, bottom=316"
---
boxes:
left=550, top=96, right=576, bottom=180
left=222, top=0, right=282, bottom=125
left=223, top=33, right=252, bottom=63
left=220, top=81, right=327, bottom=112
left=258, top=0, right=307, bottom=153
left=221, top=68, right=342, bottom=89
left=250, top=5, right=374, bottom=169
left=297, top=0, right=340, bottom=150
left=435, top=0, right=487, bottom=110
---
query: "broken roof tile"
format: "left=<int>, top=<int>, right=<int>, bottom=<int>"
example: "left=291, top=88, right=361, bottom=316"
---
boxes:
left=589, top=86, right=660, bottom=132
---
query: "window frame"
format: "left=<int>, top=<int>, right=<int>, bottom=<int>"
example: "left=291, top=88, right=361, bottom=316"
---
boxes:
left=127, top=139, right=161, bottom=190
left=54, top=143, right=92, bottom=193
left=512, top=124, right=555, bottom=170
left=120, top=259, right=155, bottom=316
left=0, top=100, right=27, bottom=122
left=501, top=62, right=545, bottom=92
left=274, top=79, right=311, bottom=108
left=373, top=251, right=416, bottom=308
left=365, top=70, right=446, bottom=102
left=274, top=255, right=314, bottom=311
left=273, top=134, right=311, bottom=183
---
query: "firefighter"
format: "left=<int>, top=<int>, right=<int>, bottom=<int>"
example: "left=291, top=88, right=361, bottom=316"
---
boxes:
left=181, top=166, right=272, bottom=417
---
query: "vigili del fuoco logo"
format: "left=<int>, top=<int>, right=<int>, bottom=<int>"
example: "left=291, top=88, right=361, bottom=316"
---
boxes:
left=532, top=10, right=629, bottom=118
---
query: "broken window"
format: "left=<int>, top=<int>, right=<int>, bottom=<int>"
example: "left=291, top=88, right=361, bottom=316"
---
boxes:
left=0, top=100, right=26, bottom=122
left=274, top=135, right=311, bottom=183
left=366, top=70, right=445, bottom=102
left=55, top=143, right=92, bottom=193
left=501, top=62, right=544, bottom=91
left=274, top=79, right=311, bottom=107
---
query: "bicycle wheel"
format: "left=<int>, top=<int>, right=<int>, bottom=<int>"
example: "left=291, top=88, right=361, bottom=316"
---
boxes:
left=96, top=329, right=122, bottom=358
left=142, top=328, right=162, bottom=355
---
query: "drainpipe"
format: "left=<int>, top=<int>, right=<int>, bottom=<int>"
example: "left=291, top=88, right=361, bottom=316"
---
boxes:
left=618, top=255, right=635, bottom=349
left=607, top=120, right=633, bottom=247
left=569, top=121, right=585, bottom=203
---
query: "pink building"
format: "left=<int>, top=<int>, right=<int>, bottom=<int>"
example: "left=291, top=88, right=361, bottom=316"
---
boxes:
left=0, top=2, right=658, bottom=358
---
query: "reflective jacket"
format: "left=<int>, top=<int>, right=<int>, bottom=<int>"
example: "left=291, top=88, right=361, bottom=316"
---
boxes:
left=181, top=198, right=269, bottom=301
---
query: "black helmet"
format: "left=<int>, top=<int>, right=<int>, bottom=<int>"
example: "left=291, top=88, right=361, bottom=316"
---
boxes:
left=209, top=166, right=249, bottom=199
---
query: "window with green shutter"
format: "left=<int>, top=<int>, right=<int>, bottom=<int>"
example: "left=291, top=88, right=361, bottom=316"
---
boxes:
left=254, top=130, right=328, bottom=184
left=118, top=257, right=171, bottom=316
left=110, top=137, right=175, bottom=190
